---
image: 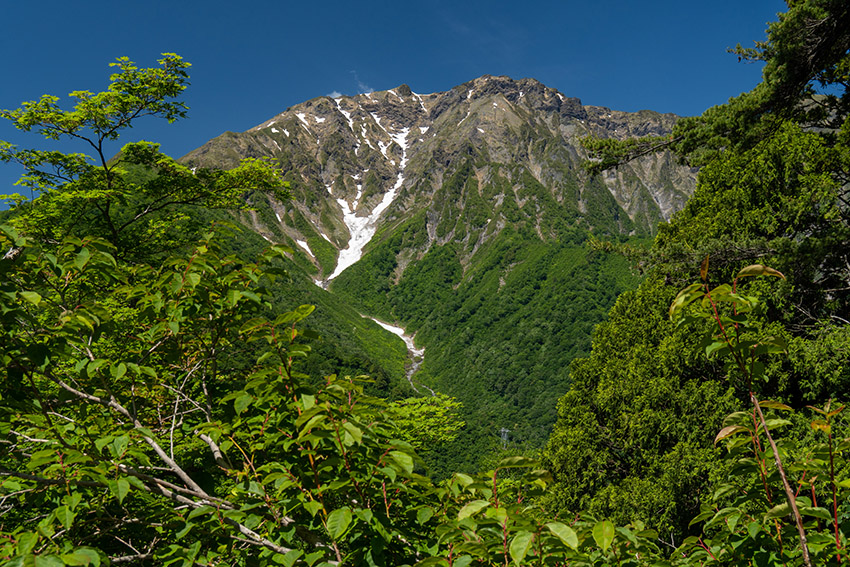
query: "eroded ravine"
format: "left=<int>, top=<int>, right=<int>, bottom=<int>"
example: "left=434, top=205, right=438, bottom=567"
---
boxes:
left=368, top=318, right=435, bottom=396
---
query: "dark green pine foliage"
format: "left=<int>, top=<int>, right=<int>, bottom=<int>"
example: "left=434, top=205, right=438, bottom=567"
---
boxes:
left=544, top=121, right=850, bottom=540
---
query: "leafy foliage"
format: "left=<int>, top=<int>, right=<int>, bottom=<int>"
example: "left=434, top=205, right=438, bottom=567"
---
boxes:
left=0, top=55, right=288, bottom=261
left=547, top=0, right=850, bottom=545
left=583, top=0, right=850, bottom=171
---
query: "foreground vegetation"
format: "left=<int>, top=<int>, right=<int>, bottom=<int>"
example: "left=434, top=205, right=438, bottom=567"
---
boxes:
left=2, top=1, right=850, bottom=564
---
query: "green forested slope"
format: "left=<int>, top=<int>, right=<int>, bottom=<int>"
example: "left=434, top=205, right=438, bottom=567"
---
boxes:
left=545, top=6, right=850, bottom=540
left=329, top=157, right=643, bottom=473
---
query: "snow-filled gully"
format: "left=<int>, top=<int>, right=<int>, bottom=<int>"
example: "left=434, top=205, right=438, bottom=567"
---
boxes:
left=369, top=318, right=433, bottom=396
left=322, top=121, right=410, bottom=282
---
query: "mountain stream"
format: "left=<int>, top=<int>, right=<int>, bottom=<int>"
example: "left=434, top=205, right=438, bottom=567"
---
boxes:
left=368, top=318, right=434, bottom=396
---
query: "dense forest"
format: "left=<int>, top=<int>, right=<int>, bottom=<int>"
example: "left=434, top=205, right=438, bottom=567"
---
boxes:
left=2, top=1, right=850, bottom=565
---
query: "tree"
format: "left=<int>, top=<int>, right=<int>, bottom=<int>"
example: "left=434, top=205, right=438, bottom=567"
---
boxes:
left=583, top=0, right=850, bottom=172
left=546, top=0, right=850, bottom=543
left=0, top=54, right=288, bottom=261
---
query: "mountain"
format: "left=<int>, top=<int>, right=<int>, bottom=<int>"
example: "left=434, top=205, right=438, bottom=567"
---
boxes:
left=182, top=75, right=698, bottom=472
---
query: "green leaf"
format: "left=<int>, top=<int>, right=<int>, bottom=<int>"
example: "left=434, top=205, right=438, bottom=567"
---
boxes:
left=669, top=283, right=704, bottom=319
left=496, top=456, right=536, bottom=468
left=86, top=359, right=108, bottom=377
left=417, top=506, right=434, bottom=525
left=73, top=247, right=91, bottom=270
left=355, top=509, right=373, bottom=524
left=705, top=341, right=730, bottom=358
left=341, top=422, right=363, bottom=445
left=110, top=362, right=127, bottom=379
left=234, top=392, right=252, bottom=414
left=281, top=549, right=303, bottom=567
left=592, top=520, right=615, bottom=551
left=303, top=500, right=323, bottom=517
left=546, top=522, right=579, bottom=550
left=303, top=551, right=325, bottom=566
left=509, top=531, right=534, bottom=565
left=759, top=400, right=792, bottom=411
left=188, top=505, right=215, bottom=520
left=17, top=531, right=39, bottom=555
left=389, top=450, right=414, bottom=474
left=715, top=425, right=749, bottom=444
left=765, top=502, right=791, bottom=520
left=111, top=434, right=130, bottom=457
left=34, top=556, right=64, bottom=567
left=799, top=506, right=832, bottom=521
left=326, top=507, right=352, bottom=540
left=60, top=549, right=101, bottom=566
left=55, top=505, right=75, bottom=530
left=18, top=291, right=41, bottom=305
left=736, top=264, right=785, bottom=280
left=484, top=506, right=507, bottom=524
left=763, top=418, right=792, bottom=430
left=457, top=500, right=490, bottom=520
left=109, top=478, right=130, bottom=503
left=413, top=559, right=450, bottom=567
left=454, top=473, right=474, bottom=488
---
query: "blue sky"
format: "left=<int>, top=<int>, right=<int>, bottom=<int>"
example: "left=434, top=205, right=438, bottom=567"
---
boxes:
left=1, top=0, right=784, bottom=196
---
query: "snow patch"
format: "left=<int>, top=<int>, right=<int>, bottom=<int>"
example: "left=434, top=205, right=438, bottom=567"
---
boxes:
left=477, top=128, right=484, bottom=133
left=271, top=127, right=279, bottom=133
left=360, top=125, right=376, bottom=149
left=420, top=126, right=429, bottom=134
left=458, top=111, right=471, bottom=126
left=296, top=239, right=314, bottom=257
left=315, top=116, right=326, bottom=123
left=296, top=113, right=310, bottom=127
left=370, top=319, right=425, bottom=357
left=275, top=211, right=282, bottom=223
left=335, top=100, right=356, bottom=132
left=326, top=127, right=411, bottom=280
left=282, top=128, right=290, bottom=137
left=413, top=92, right=427, bottom=112
left=557, top=93, right=566, bottom=102
left=321, top=233, right=332, bottom=242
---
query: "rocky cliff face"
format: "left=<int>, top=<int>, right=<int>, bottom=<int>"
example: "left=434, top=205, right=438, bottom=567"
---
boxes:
left=182, top=75, right=696, bottom=281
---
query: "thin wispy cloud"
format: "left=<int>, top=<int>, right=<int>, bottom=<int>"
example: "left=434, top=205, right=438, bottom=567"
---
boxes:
left=327, top=90, right=343, bottom=98
left=350, top=71, right=374, bottom=94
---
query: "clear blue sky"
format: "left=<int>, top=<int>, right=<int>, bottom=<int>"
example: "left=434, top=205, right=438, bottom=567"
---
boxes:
left=1, top=0, right=784, bottom=197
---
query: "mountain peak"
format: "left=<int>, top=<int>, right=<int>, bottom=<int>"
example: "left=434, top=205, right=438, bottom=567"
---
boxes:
left=185, top=74, right=695, bottom=277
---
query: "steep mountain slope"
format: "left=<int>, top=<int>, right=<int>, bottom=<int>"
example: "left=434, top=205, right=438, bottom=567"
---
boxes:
left=182, top=75, right=697, bottom=471
left=184, top=75, right=694, bottom=279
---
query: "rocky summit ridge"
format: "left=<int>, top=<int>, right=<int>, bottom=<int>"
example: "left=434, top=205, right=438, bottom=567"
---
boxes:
left=182, top=75, right=696, bottom=281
